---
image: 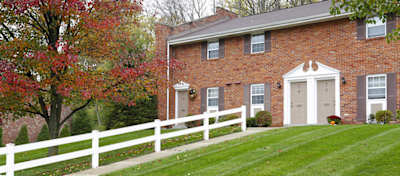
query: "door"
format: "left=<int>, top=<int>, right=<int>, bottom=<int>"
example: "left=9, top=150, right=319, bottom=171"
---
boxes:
left=177, top=91, right=189, bottom=118
left=291, top=82, right=307, bottom=124
left=317, top=80, right=335, bottom=124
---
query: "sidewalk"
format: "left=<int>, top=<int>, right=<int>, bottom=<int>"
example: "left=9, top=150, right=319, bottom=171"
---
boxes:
left=69, top=127, right=281, bottom=176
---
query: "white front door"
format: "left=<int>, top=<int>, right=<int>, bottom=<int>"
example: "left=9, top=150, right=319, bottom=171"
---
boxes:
left=366, top=75, right=387, bottom=122
left=290, top=81, right=308, bottom=124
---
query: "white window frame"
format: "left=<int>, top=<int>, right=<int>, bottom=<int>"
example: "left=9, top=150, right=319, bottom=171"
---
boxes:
left=366, top=17, right=387, bottom=39
left=366, top=74, right=387, bottom=122
left=207, top=41, right=219, bottom=60
left=250, top=84, right=265, bottom=117
left=207, top=87, right=219, bottom=112
left=250, top=34, right=265, bottom=54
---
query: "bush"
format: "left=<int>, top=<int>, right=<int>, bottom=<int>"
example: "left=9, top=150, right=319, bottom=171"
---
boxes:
left=327, top=115, right=342, bottom=125
left=375, top=110, right=393, bottom=124
left=219, top=114, right=239, bottom=122
left=104, top=95, right=158, bottom=129
left=59, top=125, right=71, bottom=138
left=246, top=118, right=257, bottom=127
left=36, top=124, right=50, bottom=141
left=185, top=120, right=202, bottom=128
left=0, top=128, right=3, bottom=147
left=71, top=110, right=92, bottom=135
left=369, top=114, right=376, bottom=123
left=397, top=110, right=400, bottom=120
left=15, top=125, right=29, bottom=145
left=209, top=117, right=216, bottom=124
left=255, top=111, right=272, bottom=127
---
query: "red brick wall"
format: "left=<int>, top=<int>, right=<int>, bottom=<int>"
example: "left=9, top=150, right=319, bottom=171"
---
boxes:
left=157, top=17, right=400, bottom=126
left=1, top=107, right=72, bottom=144
left=155, top=8, right=238, bottom=121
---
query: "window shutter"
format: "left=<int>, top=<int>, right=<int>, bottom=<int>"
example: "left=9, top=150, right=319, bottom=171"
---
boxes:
left=264, top=31, right=271, bottom=52
left=356, top=75, right=366, bottom=122
left=243, top=84, right=251, bottom=118
left=243, top=35, right=251, bottom=55
left=219, top=39, right=225, bottom=58
left=264, top=83, right=271, bottom=112
left=200, top=88, right=207, bottom=113
left=201, top=42, right=207, bottom=61
left=387, top=73, right=397, bottom=120
left=218, top=87, right=224, bottom=111
left=386, top=14, right=397, bottom=35
left=356, top=19, right=366, bottom=40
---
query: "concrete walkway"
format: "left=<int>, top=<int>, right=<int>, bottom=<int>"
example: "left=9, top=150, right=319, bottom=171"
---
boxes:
left=69, top=127, right=281, bottom=176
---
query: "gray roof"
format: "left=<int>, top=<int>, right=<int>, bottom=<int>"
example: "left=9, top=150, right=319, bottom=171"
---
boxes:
left=168, top=1, right=345, bottom=44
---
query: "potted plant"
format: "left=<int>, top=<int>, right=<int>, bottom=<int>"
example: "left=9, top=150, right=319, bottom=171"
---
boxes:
left=188, top=87, right=197, bottom=100
left=327, top=115, right=341, bottom=125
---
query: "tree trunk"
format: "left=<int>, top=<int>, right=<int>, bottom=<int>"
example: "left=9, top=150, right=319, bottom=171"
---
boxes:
left=47, top=91, right=63, bottom=156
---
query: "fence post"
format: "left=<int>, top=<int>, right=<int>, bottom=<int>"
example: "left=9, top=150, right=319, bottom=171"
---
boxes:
left=92, top=130, right=99, bottom=168
left=203, top=112, right=209, bottom=140
left=6, top=143, right=15, bottom=176
left=154, top=119, right=161, bottom=152
left=241, top=105, right=246, bottom=132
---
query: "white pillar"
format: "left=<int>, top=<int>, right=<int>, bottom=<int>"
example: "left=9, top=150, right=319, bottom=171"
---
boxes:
left=241, top=105, right=247, bottom=132
left=154, top=119, right=161, bottom=152
left=91, top=130, right=99, bottom=168
left=6, top=143, right=15, bottom=176
left=203, top=112, right=209, bottom=140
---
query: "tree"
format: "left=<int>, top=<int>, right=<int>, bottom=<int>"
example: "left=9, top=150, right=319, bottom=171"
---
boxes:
left=15, top=125, right=30, bottom=145
left=0, top=0, right=172, bottom=156
left=221, top=0, right=319, bottom=17
left=151, top=0, right=209, bottom=25
left=37, top=124, right=50, bottom=141
left=330, top=0, right=400, bottom=42
left=71, top=110, right=92, bottom=135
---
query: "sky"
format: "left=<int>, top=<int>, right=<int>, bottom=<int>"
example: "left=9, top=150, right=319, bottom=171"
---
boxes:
left=143, top=0, right=216, bottom=17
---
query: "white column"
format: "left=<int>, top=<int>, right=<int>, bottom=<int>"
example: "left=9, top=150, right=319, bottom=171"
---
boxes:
left=6, top=143, right=15, bottom=176
left=283, top=79, right=290, bottom=125
left=241, top=105, right=247, bottom=132
left=92, top=130, right=99, bottom=168
left=203, top=112, right=209, bottom=140
left=307, top=77, right=317, bottom=124
left=335, top=74, right=341, bottom=117
left=154, top=119, right=161, bottom=152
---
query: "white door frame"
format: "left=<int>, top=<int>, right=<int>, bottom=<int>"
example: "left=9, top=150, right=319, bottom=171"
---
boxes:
left=366, top=74, right=387, bottom=122
left=173, top=81, right=190, bottom=119
left=283, top=61, right=341, bottom=125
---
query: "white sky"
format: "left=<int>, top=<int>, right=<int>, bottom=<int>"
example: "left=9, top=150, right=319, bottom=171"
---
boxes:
left=143, top=0, right=216, bottom=17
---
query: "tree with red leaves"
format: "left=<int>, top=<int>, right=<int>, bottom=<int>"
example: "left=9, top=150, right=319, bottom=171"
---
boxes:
left=0, top=0, right=172, bottom=156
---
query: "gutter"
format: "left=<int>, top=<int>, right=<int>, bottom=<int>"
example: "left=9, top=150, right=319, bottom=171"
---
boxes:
left=166, top=41, right=170, bottom=121
left=169, top=12, right=351, bottom=45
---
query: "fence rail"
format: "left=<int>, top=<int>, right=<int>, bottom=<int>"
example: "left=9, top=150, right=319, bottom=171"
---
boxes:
left=0, top=105, right=246, bottom=176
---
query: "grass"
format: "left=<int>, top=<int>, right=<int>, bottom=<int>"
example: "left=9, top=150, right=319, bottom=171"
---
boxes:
left=0, top=125, right=241, bottom=176
left=106, top=124, right=400, bottom=176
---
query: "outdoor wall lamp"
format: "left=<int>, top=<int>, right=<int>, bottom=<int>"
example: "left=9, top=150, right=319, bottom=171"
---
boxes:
left=341, top=77, right=346, bottom=84
left=277, top=82, right=282, bottom=89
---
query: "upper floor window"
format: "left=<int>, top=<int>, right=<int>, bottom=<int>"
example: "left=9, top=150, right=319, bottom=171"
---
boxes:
left=207, top=41, right=219, bottom=59
left=367, top=17, right=386, bottom=38
left=367, top=75, right=386, bottom=99
left=207, top=87, right=219, bottom=107
left=251, top=34, right=265, bottom=53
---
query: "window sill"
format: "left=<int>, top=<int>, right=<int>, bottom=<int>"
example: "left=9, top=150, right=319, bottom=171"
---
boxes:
left=366, top=36, right=386, bottom=41
left=206, top=58, right=220, bottom=61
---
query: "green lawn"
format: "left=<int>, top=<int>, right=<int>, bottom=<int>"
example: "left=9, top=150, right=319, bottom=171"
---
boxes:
left=1, top=126, right=240, bottom=176
left=106, top=125, right=400, bottom=176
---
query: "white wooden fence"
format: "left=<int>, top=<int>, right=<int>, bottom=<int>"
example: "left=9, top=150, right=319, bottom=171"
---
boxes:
left=0, top=105, right=246, bottom=176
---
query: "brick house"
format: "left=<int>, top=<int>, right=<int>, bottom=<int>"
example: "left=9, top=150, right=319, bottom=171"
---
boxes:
left=155, top=1, right=399, bottom=127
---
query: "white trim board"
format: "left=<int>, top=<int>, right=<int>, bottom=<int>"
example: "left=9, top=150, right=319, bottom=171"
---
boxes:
left=283, top=61, right=341, bottom=125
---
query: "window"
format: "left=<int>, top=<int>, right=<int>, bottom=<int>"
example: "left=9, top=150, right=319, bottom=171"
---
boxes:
left=367, top=17, right=386, bottom=38
left=367, top=75, right=386, bottom=99
left=207, top=41, right=219, bottom=59
left=251, top=84, right=264, bottom=105
left=207, top=87, right=219, bottom=107
left=251, top=34, right=265, bottom=53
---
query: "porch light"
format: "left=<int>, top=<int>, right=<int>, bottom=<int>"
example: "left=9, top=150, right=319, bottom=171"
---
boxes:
left=341, top=77, right=346, bottom=84
left=277, top=82, right=282, bottom=89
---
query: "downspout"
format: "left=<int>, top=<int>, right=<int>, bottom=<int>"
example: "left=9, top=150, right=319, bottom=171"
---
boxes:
left=166, top=41, right=170, bottom=121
